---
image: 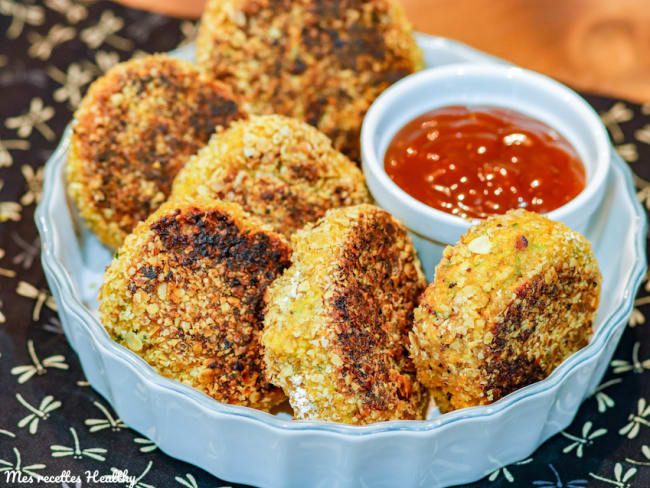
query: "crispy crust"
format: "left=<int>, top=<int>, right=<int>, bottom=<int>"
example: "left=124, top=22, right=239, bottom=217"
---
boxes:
left=262, top=204, right=427, bottom=424
left=67, top=54, right=245, bottom=249
left=196, top=0, right=422, bottom=161
left=409, top=209, right=602, bottom=412
left=99, top=195, right=291, bottom=410
left=172, top=115, right=371, bottom=237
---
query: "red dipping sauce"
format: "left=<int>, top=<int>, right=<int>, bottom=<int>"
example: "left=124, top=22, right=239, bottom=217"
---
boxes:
left=384, top=105, right=586, bottom=219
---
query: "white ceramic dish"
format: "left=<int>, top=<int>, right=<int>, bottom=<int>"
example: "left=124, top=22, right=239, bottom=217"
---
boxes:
left=36, top=34, right=647, bottom=488
left=361, top=64, right=611, bottom=280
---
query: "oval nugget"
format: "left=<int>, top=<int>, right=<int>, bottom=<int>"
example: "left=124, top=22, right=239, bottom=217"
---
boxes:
left=262, top=204, right=427, bottom=424
left=196, top=0, right=422, bottom=161
left=172, top=115, right=371, bottom=237
left=410, top=209, right=602, bottom=412
left=99, top=195, right=291, bottom=410
left=67, top=54, right=245, bottom=249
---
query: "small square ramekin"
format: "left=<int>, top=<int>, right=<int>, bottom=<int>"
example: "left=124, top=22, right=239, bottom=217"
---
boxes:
left=361, top=64, right=611, bottom=279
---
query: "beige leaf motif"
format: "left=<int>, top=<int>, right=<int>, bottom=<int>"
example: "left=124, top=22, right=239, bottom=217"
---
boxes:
left=10, top=340, right=68, bottom=383
left=44, top=0, right=88, bottom=24
left=590, top=463, right=637, bottom=487
left=600, top=102, right=633, bottom=143
left=177, top=20, right=199, bottom=48
left=635, top=124, right=650, bottom=146
left=637, top=187, right=650, bottom=211
left=108, top=460, right=153, bottom=488
left=0, top=201, right=21, bottom=222
left=0, top=248, right=16, bottom=278
left=80, top=11, right=133, bottom=51
left=630, top=308, right=646, bottom=328
left=16, top=281, right=57, bottom=321
left=615, top=143, right=638, bottom=163
left=0, top=0, right=44, bottom=39
left=619, top=398, right=650, bottom=439
left=0, top=447, right=46, bottom=481
left=27, top=24, right=76, bottom=60
left=5, top=98, right=56, bottom=141
left=51, top=427, right=107, bottom=461
left=20, top=164, right=43, bottom=206
left=626, top=444, right=650, bottom=467
left=16, top=393, right=61, bottom=435
left=0, top=139, right=30, bottom=168
left=85, top=401, right=127, bottom=433
left=48, top=63, right=94, bottom=108
left=95, top=50, right=119, bottom=73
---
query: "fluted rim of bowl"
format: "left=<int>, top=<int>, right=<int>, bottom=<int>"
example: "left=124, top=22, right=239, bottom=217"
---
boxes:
left=360, top=63, right=612, bottom=241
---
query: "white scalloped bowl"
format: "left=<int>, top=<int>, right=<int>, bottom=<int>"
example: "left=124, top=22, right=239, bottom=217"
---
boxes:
left=36, top=34, right=647, bottom=488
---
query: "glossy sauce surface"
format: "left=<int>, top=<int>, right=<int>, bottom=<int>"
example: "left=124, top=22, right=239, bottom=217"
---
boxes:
left=384, top=105, right=586, bottom=219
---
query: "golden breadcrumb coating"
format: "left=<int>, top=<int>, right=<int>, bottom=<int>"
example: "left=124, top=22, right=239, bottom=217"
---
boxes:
left=172, top=115, right=371, bottom=237
left=262, top=204, right=427, bottom=424
left=410, top=209, right=602, bottom=412
left=67, top=54, right=245, bottom=249
left=196, top=0, right=422, bottom=161
left=99, top=195, right=291, bottom=411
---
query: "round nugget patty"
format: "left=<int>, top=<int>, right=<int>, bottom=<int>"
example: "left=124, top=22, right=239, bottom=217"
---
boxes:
left=262, top=204, right=427, bottom=424
left=172, top=115, right=371, bottom=237
left=196, top=0, right=422, bottom=161
left=409, top=209, right=602, bottom=413
left=99, top=195, right=291, bottom=411
left=67, top=54, right=245, bottom=249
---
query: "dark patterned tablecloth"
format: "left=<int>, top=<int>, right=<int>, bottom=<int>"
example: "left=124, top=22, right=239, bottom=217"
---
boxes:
left=1, top=2, right=650, bottom=487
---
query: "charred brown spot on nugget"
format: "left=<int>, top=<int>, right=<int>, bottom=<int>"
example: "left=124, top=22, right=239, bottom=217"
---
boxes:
left=172, top=115, right=370, bottom=237
left=100, top=197, right=291, bottom=410
left=515, top=235, right=528, bottom=249
left=197, top=0, right=421, bottom=161
left=263, top=204, right=427, bottom=424
left=68, top=55, right=245, bottom=248
left=330, top=212, right=421, bottom=413
left=410, top=209, right=601, bottom=412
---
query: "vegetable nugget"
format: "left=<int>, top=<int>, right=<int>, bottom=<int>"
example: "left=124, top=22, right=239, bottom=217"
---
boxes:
left=410, top=209, right=602, bottom=412
left=99, top=195, right=291, bottom=411
left=262, top=204, right=427, bottom=424
left=196, top=0, right=422, bottom=161
left=172, top=115, right=371, bottom=237
left=67, top=54, right=244, bottom=249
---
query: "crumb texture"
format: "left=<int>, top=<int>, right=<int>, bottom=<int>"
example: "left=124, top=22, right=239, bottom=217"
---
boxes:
left=67, top=54, right=245, bottom=249
left=196, top=0, right=422, bottom=160
left=172, top=115, right=371, bottom=237
left=99, top=195, right=291, bottom=410
left=410, top=209, right=602, bottom=412
left=263, top=204, right=427, bottom=424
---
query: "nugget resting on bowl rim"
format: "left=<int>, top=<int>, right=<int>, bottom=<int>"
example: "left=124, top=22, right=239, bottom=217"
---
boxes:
left=172, top=115, right=371, bottom=237
left=410, top=209, right=602, bottom=413
left=99, top=195, right=291, bottom=411
left=196, top=0, right=423, bottom=161
left=67, top=54, right=245, bottom=249
left=262, top=204, right=427, bottom=424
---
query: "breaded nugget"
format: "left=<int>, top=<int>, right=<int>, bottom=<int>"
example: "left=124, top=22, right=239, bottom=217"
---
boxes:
left=410, top=209, right=602, bottom=412
left=67, top=54, right=245, bottom=249
left=196, top=0, right=422, bottom=161
left=99, top=195, right=291, bottom=410
left=172, top=115, right=371, bottom=237
left=262, top=204, right=427, bottom=424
